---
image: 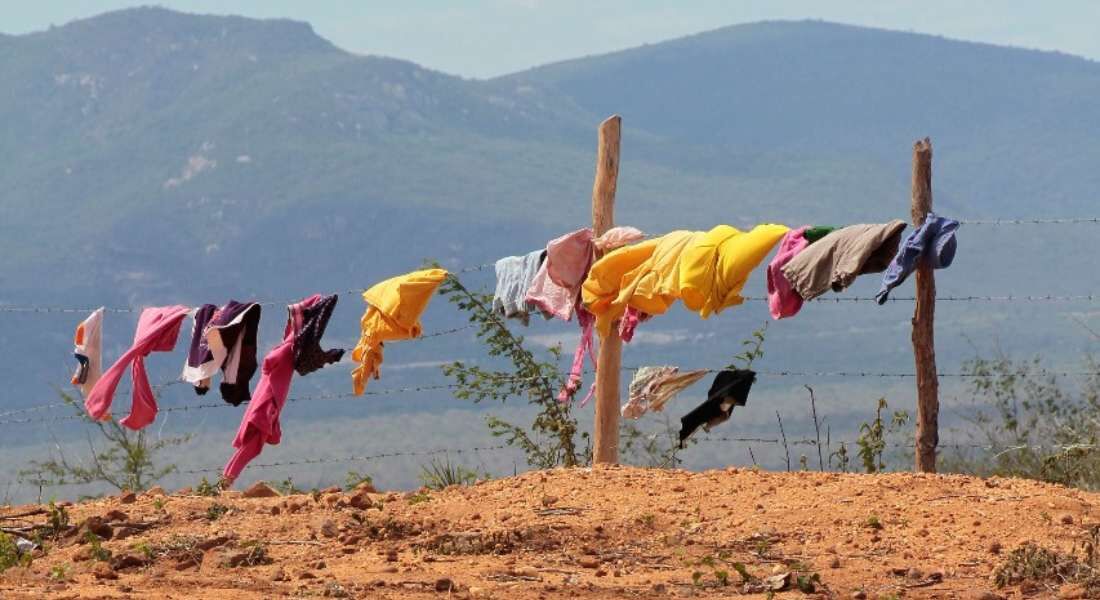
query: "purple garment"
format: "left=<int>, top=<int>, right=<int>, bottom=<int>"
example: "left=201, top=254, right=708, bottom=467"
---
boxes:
left=875, top=213, right=959, bottom=304
left=183, top=301, right=262, bottom=406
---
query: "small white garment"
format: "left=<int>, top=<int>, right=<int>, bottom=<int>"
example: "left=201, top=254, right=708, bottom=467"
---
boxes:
left=71, top=308, right=105, bottom=396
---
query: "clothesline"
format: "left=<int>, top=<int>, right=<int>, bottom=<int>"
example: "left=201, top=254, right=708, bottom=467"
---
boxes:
left=622, top=366, right=1098, bottom=378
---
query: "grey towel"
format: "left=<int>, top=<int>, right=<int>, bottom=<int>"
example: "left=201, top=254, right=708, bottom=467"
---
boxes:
left=781, top=220, right=906, bottom=301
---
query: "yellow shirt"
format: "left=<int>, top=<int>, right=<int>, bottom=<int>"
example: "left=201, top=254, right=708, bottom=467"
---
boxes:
left=679, top=223, right=790, bottom=318
left=582, top=231, right=700, bottom=337
left=351, top=268, right=449, bottom=395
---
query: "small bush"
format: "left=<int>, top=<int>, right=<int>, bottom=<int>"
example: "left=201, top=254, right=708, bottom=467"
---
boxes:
left=419, top=457, right=479, bottom=490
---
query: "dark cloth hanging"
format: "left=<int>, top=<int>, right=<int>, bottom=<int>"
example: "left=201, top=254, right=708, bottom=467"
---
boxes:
left=679, top=369, right=756, bottom=448
left=294, top=293, right=345, bottom=375
left=182, top=301, right=263, bottom=406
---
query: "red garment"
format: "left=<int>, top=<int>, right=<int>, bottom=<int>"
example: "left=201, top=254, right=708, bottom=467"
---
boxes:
left=222, top=295, right=319, bottom=483
left=84, top=305, right=190, bottom=430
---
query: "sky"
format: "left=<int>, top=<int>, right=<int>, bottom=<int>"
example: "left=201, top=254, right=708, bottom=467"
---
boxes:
left=5, top=1, right=1100, bottom=78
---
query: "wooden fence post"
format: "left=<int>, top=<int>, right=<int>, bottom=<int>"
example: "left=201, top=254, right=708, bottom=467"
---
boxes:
left=911, top=137, right=939, bottom=473
left=592, top=115, right=622, bottom=465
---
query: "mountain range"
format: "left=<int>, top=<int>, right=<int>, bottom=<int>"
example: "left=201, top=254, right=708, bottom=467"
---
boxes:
left=2, top=8, right=1099, bottom=495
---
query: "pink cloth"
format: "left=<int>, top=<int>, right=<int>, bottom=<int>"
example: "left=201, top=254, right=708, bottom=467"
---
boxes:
left=223, top=295, right=320, bottom=483
left=530, top=226, right=644, bottom=406
left=558, top=307, right=598, bottom=406
left=618, top=307, right=652, bottom=343
left=766, top=226, right=810, bottom=320
left=84, top=305, right=190, bottom=430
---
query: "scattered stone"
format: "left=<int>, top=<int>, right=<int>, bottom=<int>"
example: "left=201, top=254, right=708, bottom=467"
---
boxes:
left=174, top=556, right=201, bottom=571
left=435, top=578, right=456, bottom=592
left=176, top=487, right=193, bottom=496
left=595, top=568, right=608, bottom=577
left=1060, top=513, right=1075, bottom=525
left=119, top=585, right=133, bottom=593
left=906, top=567, right=923, bottom=580
left=113, top=527, right=140, bottom=541
left=79, top=516, right=114, bottom=541
left=103, top=509, right=129, bottom=522
left=382, top=565, right=398, bottom=573
left=270, top=505, right=281, bottom=516
left=579, top=557, right=600, bottom=569
left=322, top=486, right=341, bottom=494
left=672, top=485, right=686, bottom=493
left=342, top=535, right=362, bottom=546
left=851, top=591, right=867, bottom=600
left=828, top=557, right=841, bottom=569
left=385, top=550, right=398, bottom=562
left=118, top=490, right=137, bottom=504
left=195, top=535, right=232, bottom=552
left=313, top=560, right=327, bottom=570
left=111, top=553, right=150, bottom=571
left=341, top=547, right=356, bottom=555
left=988, top=541, right=1002, bottom=555
left=1059, top=583, right=1088, bottom=599
left=299, top=571, right=317, bottom=580
left=93, top=563, right=119, bottom=580
left=145, top=486, right=166, bottom=497
left=242, top=482, right=281, bottom=498
left=272, top=567, right=288, bottom=582
left=765, top=572, right=791, bottom=592
left=320, top=520, right=338, bottom=538
left=348, top=493, right=372, bottom=510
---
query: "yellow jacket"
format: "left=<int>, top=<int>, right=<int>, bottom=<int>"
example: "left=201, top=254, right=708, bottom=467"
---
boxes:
left=351, top=268, right=449, bottom=395
left=679, top=223, right=790, bottom=318
left=582, top=231, right=701, bottom=337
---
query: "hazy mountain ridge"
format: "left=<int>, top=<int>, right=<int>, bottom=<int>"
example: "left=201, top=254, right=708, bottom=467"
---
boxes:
left=1, top=7, right=1097, bottom=433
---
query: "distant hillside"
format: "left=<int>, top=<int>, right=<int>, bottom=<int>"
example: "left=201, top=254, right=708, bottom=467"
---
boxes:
left=1, top=8, right=1098, bottom=455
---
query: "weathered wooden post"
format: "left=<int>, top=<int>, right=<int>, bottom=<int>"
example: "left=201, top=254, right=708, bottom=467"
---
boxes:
left=592, top=115, right=622, bottom=465
left=911, top=137, right=939, bottom=472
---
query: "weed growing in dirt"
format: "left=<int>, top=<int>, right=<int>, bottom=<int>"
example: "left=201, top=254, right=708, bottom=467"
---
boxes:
left=992, top=533, right=1100, bottom=593
left=0, top=532, right=30, bottom=572
left=45, top=501, right=70, bottom=538
left=230, top=540, right=273, bottom=567
left=152, top=498, right=165, bottom=511
left=437, top=271, right=586, bottom=469
left=408, top=491, right=432, bottom=505
left=48, top=563, right=71, bottom=582
left=205, top=503, right=231, bottom=521
left=195, top=477, right=220, bottom=497
left=419, top=457, right=480, bottom=490
left=830, top=442, right=851, bottom=472
left=865, top=515, right=884, bottom=530
left=132, top=541, right=154, bottom=561
left=344, top=471, right=373, bottom=491
left=18, top=391, right=190, bottom=496
left=857, top=398, right=910, bottom=473
left=85, top=531, right=111, bottom=562
left=274, top=477, right=304, bottom=495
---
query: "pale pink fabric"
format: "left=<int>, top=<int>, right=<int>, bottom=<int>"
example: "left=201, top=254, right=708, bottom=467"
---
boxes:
left=767, top=226, right=810, bottom=320
left=84, top=305, right=191, bottom=430
left=558, top=307, right=598, bottom=406
left=223, top=295, right=320, bottom=483
left=593, top=226, right=645, bottom=253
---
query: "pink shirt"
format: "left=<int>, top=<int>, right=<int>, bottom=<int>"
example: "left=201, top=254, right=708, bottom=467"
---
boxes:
left=766, top=226, right=809, bottom=320
left=84, top=305, right=191, bottom=430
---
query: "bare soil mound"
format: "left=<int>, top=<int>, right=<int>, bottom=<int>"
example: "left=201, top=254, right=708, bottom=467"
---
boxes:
left=2, top=466, right=1098, bottom=599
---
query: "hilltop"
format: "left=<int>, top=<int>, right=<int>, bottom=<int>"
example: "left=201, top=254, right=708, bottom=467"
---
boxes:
left=3, top=467, right=1099, bottom=598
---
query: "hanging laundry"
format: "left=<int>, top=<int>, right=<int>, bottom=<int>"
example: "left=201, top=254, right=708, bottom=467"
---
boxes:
left=525, top=226, right=644, bottom=321
left=679, top=224, right=790, bottom=318
left=351, top=268, right=448, bottom=395
left=583, top=230, right=701, bottom=338
left=524, top=226, right=645, bottom=405
left=618, top=307, right=652, bottom=343
left=84, top=305, right=191, bottom=430
left=181, top=301, right=262, bottom=406
left=223, top=294, right=341, bottom=485
left=492, top=250, right=546, bottom=325
left=71, top=307, right=105, bottom=396
left=876, top=213, right=959, bottom=304
left=293, top=294, right=345, bottom=375
left=803, top=225, right=836, bottom=243
left=766, top=227, right=820, bottom=320
left=780, top=220, right=906, bottom=302
left=678, top=369, right=756, bottom=447
left=622, top=366, right=709, bottom=419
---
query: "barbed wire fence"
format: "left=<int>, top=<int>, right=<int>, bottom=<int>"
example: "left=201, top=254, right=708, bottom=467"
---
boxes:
left=2, top=216, right=1100, bottom=495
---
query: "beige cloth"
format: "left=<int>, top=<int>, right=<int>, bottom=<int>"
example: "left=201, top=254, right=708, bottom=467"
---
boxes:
left=780, top=220, right=906, bottom=301
left=622, top=366, right=709, bottom=419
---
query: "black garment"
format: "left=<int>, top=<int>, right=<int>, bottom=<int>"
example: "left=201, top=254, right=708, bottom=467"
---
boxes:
left=184, top=301, right=262, bottom=406
left=678, top=369, right=756, bottom=448
left=294, top=293, right=345, bottom=376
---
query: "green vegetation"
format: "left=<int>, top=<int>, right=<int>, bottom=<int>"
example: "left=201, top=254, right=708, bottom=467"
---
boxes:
left=195, top=477, right=220, bottom=497
left=418, top=457, right=480, bottom=490
left=344, top=471, right=374, bottom=492
left=856, top=398, right=910, bottom=474
left=17, top=392, right=189, bottom=498
left=439, top=273, right=587, bottom=469
left=205, top=503, right=231, bottom=521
